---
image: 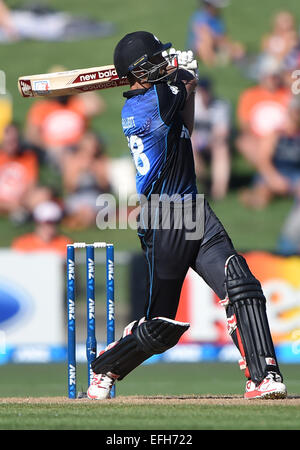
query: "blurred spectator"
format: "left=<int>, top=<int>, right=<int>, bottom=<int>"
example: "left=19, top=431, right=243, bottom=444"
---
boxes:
left=0, top=123, right=39, bottom=216
left=0, top=0, right=19, bottom=40
left=20, top=184, right=61, bottom=224
left=281, top=45, right=300, bottom=91
left=186, top=0, right=245, bottom=66
left=277, top=201, right=300, bottom=255
left=236, top=55, right=291, bottom=171
left=191, top=78, right=231, bottom=199
left=25, top=71, right=106, bottom=169
left=240, top=95, right=300, bottom=210
left=62, top=131, right=111, bottom=229
left=275, top=91, right=300, bottom=254
left=261, top=11, right=298, bottom=64
left=12, top=200, right=72, bottom=256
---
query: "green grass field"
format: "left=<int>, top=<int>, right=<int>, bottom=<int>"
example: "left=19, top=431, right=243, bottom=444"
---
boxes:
left=0, top=363, right=299, bottom=430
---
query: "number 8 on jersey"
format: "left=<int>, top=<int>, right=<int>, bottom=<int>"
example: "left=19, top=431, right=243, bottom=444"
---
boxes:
left=128, top=135, right=151, bottom=176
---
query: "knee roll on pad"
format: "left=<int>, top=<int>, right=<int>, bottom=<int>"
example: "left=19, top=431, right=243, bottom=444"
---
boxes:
left=91, top=317, right=189, bottom=380
left=225, top=254, right=282, bottom=385
left=135, top=317, right=190, bottom=354
left=226, top=253, right=265, bottom=302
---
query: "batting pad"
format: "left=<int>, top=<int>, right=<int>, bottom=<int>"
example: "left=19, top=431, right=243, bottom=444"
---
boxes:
left=91, top=317, right=190, bottom=380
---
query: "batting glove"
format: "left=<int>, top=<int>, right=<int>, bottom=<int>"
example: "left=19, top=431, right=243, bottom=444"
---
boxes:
left=163, top=48, right=198, bottom=78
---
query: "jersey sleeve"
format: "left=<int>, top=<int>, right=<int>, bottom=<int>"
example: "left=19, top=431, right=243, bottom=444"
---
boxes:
left=155, top=81, right=187, bottom=126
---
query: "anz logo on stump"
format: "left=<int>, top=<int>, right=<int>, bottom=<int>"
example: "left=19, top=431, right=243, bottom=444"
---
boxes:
left=0, top=278, right=33, bottom=330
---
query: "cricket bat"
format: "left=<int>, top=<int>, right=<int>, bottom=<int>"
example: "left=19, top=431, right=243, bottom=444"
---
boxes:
left=18, top=65, right=129, bottom=98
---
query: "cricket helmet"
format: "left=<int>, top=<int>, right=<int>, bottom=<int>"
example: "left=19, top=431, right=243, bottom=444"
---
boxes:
left=113, top=31, right=172, bottom=81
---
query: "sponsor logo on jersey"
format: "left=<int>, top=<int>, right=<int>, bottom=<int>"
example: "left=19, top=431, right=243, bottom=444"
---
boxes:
left=169, top=85, right=179, bottom=95
left=122, top=116, right=136, bottom=129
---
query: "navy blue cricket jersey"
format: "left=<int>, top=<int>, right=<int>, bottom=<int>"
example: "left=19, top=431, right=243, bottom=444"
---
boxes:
left=121, top=80, right=198, bottom=199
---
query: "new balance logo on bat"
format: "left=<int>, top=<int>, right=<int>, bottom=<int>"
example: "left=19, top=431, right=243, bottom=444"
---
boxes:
left=74, top=68, right=118, bottom=84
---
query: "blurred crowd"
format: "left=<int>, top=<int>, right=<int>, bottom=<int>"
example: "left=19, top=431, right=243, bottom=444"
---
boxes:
left=1, top=0, right=300, bottom=255
left=187, top=0, right=300, bottom=255
left=0, top=0, right=115, bottom=42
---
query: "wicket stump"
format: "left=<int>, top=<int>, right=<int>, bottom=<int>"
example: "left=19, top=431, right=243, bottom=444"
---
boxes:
left=67, top=242, right=115, bottom=399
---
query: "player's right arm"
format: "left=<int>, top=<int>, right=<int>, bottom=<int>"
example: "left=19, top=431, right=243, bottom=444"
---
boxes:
left=176, top=68, right=197, bottom=97
left=175, top=69, right=197, bottom=135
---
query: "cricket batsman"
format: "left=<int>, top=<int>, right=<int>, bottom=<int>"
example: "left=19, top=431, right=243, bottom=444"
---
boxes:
left=87, top=31, right=287, bottom=400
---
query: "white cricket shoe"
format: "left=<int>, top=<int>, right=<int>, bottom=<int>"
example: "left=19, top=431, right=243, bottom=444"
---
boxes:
left=244, top=372, right=287, bottom=399
left=87, top=372, right=116, bottom=400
